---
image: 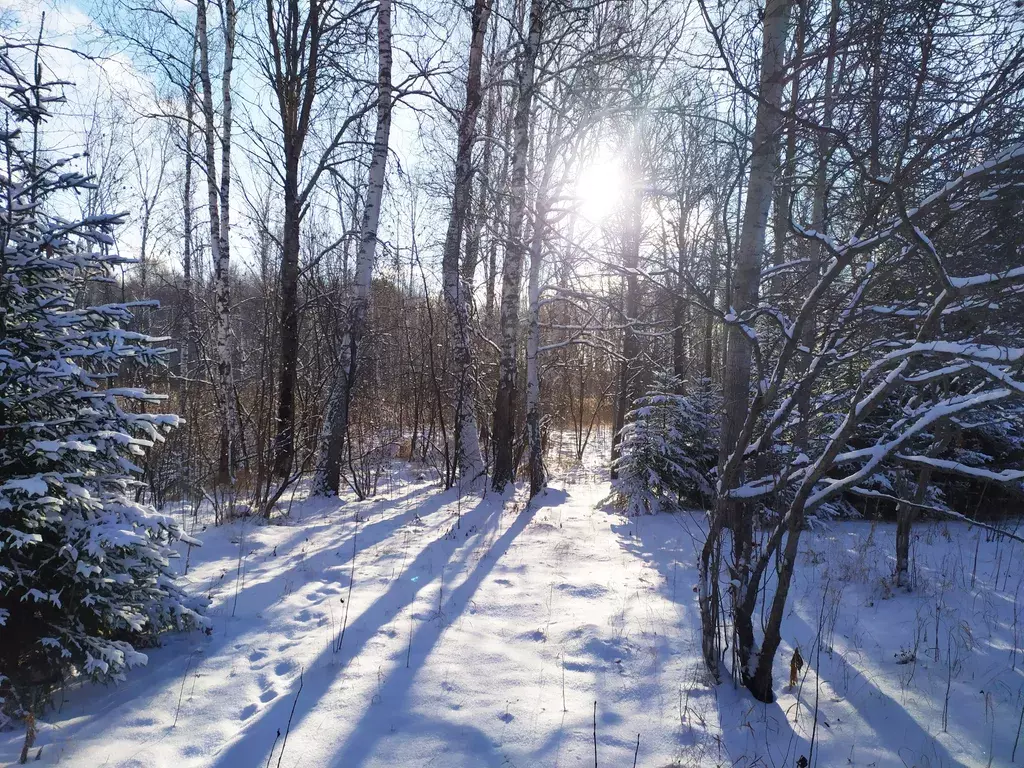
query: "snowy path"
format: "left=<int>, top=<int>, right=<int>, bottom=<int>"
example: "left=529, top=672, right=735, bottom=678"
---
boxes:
left=7, top=479, right=720, bottom=767
left=5, top=476, right=1023, bottom=767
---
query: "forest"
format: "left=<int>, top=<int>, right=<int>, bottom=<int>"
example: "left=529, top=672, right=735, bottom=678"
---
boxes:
left=1, top=0, right=1024, bottom=763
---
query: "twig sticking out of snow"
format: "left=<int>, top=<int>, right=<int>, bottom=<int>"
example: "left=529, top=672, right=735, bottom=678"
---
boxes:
left=173, top=652, right=197, bottom=728
left=275, top=668, right=303, bottom=768
left=264, top=730, right=281, bottom=768
left=334, top=525, right=358, bottom=654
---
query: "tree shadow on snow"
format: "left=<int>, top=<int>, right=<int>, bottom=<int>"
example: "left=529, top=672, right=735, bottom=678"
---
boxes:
left=783, top=609, right=959, bottom=768
left=216, top=481, right=444, bottom=620
left=208, top=488, right=541, bottom=767
left=609, top=510, right=960, bottom=767
left=17, top=483, right=456, bottom=764
left=323, top=491, right=556, bottom=766
left=610, top=510, right=820, bottom=765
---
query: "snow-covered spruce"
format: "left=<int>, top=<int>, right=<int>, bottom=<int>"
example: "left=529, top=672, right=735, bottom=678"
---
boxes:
left=613, top=372, right=719, bottom=514
left=0, top=55, right=205, bottom=721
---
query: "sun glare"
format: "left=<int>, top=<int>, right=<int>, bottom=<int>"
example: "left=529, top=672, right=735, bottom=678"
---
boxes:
left=575, top=158, right=626, bottom=222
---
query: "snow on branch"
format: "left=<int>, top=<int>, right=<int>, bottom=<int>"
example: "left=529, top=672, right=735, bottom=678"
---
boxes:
left=894, top=454, right=1024, bottom=483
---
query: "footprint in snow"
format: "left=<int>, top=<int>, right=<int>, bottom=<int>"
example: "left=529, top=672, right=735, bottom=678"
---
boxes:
left=556, top=582, right=607, bottom=599
left=260, top=688, right=278, bottom=703
left=562, top=659, right=590, bottom=673
left=239, top=703, right=258, bottom=720
left=583, top=636, right=631, bottom=661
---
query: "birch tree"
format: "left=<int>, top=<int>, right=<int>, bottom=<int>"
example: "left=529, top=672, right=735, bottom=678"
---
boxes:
left=313, top=0, right=394, bottom=496
left=491, top=0, right=544, bottom=492
left=260, top=0, right=376, bottom=478
left=440, top=0, right=492, bottom=485
left=196, top=0, right=242, bottom=486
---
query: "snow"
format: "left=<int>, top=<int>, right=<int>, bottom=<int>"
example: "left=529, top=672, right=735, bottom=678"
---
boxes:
left=2, top=476, right=49, bottom=497
left=4, top=471, right=1023, bottom=767
left=896, top=454, right=1024, bottom=482
left=884, top=340, right=1024, bottom=364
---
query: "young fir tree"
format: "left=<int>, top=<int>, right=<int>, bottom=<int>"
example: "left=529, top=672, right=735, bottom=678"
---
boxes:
left=0, top=51, right=205, bottom=730
left=614, top=371, right=720, bottom=515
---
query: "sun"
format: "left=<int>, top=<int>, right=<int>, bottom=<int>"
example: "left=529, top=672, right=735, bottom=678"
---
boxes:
left=575, top=157, right=626, bottom=222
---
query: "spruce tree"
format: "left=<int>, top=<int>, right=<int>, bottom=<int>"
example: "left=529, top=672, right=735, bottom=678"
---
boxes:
left=0, top=50, right=205, bottom=725
left=614, top=371, right=720, bottom=515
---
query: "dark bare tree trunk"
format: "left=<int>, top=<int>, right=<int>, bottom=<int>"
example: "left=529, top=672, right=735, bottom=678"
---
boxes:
left=610, top=182, right=643, bottom=479
left=698, top=0, right=792, bottom=698
left=314, top=0, right=393, bottom=495
left=895, top=425, right=952, bottom=586
left=441, top=0, right=492, bottom=485
left=492, top=0, right=543, bottom=491
left=275, top=166, right=302, bottom=477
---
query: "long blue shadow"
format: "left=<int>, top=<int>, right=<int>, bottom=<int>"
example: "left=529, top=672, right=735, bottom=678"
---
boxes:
left=219, top=483, right=441, bottom=621
left=210, top=490, right=493, bottom=767
left=326, top=491, right=562, bottom=766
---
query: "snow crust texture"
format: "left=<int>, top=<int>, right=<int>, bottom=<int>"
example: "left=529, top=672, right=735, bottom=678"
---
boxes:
left=5, top=476, right=1022, bottom=767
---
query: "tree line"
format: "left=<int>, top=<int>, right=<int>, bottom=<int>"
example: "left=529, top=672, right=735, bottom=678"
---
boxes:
left=2, top=0, right=1023, bottom=715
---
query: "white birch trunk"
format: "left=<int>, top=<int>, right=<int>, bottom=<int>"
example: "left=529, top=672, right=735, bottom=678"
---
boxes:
left=197, top=0, right=239, bottom=485
left=440, top=0, right=491, bottom=486
left=313, top=0, right=393, bottom=496
left=491, top=0, right=543, bottom=492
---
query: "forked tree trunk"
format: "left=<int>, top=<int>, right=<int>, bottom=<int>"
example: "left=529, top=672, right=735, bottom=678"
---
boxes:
left=197, top=0, right=240, bottom=486
left=314, top=0, right=393, bottom=496
left=492, top=0, right=544, bottom=491
left=441, top=0, right=491, bottom=485
left=698, top=0, right=792, bottom=698
left=734, top=16, right=832, bottom=696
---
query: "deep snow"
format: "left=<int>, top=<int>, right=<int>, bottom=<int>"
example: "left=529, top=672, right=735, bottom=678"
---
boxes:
left=3, top=464, right=1023, bottom=767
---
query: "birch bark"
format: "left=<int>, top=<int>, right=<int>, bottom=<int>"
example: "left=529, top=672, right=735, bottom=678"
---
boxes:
left=698, top=0, right=792, bottom=696
left=197, top=0, right=240, bottom=486
left=492, top=0, right=543, bottom=491
left=314, top=0, right=394, bottom=496
left=441, top=0, right=492, bottom=486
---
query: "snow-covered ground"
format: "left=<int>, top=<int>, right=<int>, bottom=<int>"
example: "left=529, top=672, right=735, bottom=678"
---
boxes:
left=3, top=463, right=1022, bottom=767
